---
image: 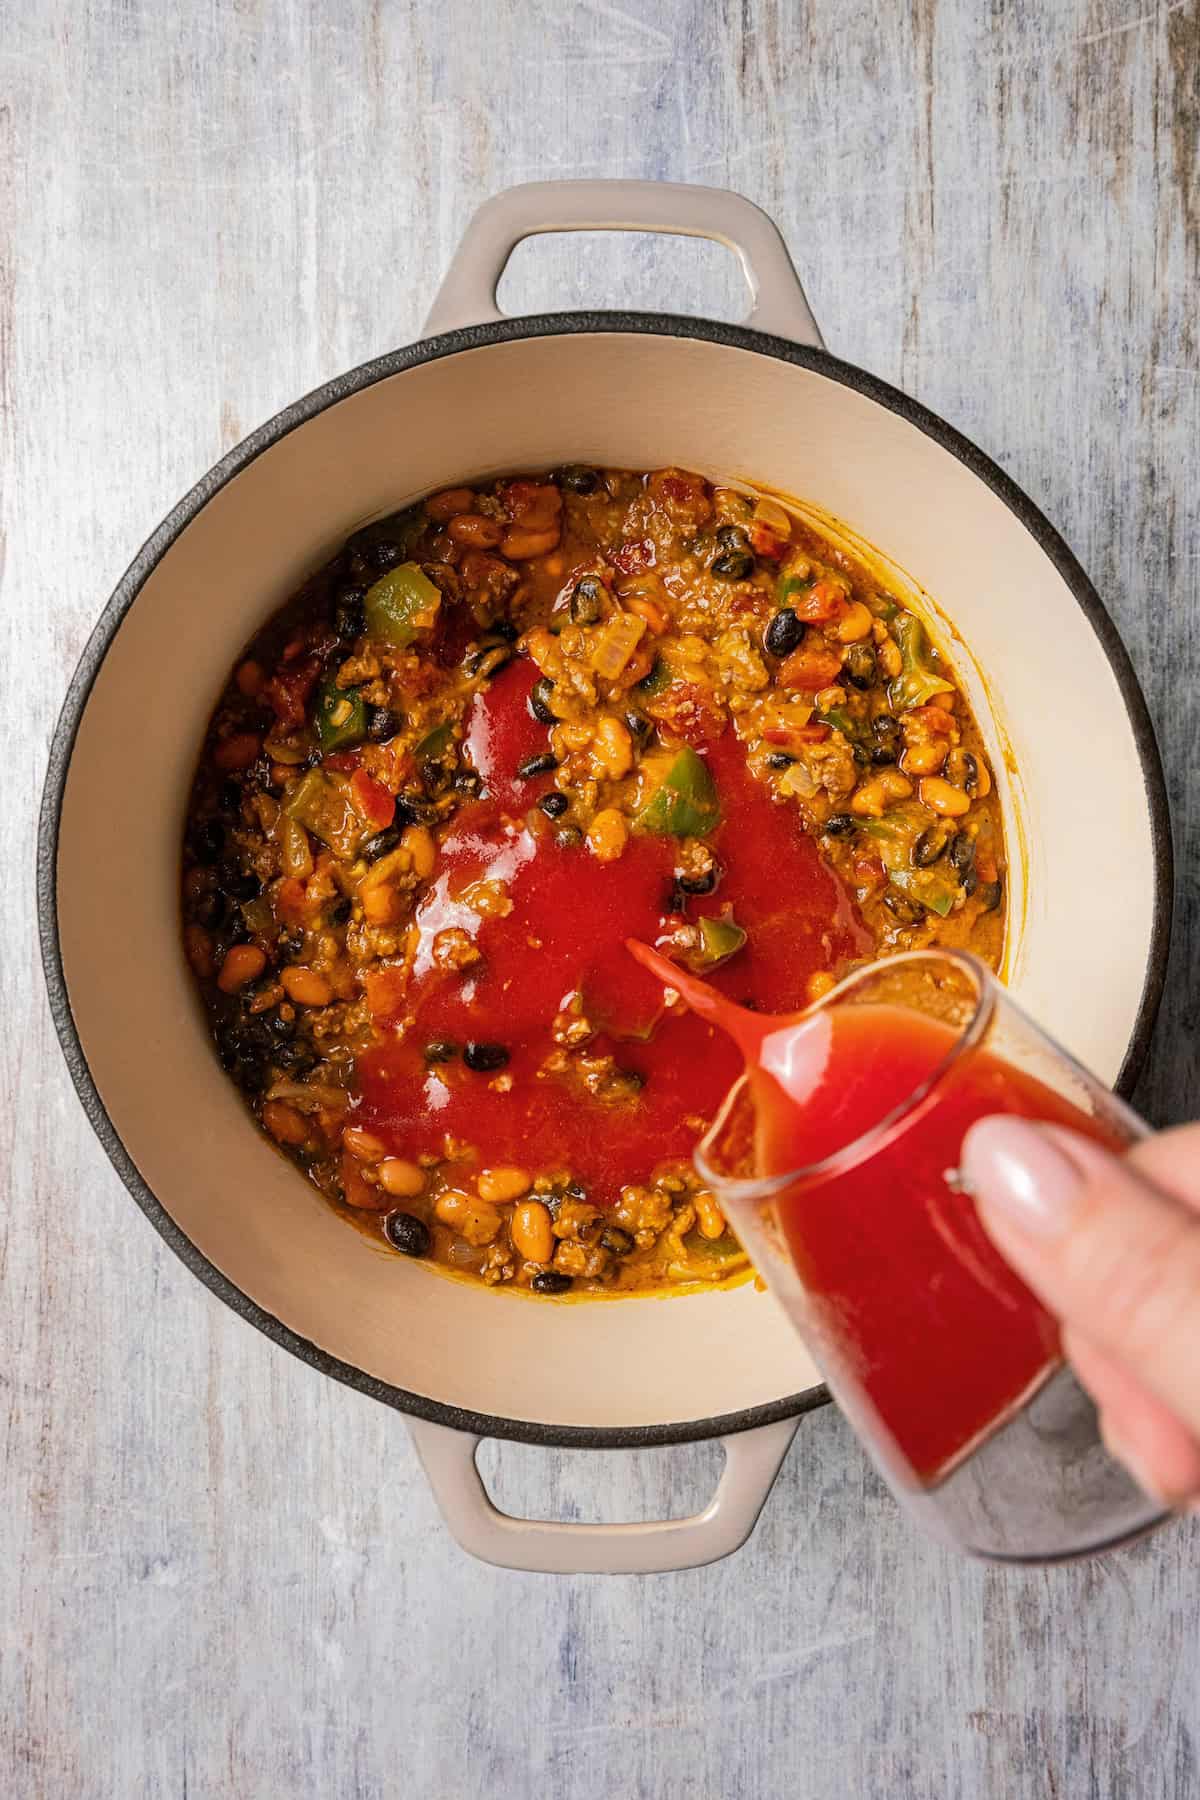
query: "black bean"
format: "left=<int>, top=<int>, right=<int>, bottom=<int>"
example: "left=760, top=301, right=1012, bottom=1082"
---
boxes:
left=193, top=889, right=229, bottom=930
left=555, top=826, right=584, bottom=850
left=362, top=827, right=401, bottom=863
left=558, top=466, right=599, bottom=494
left=532, top=1270, right=573, bottom=1295
left=218, top=864, right=262, bottom=902
left=491, top=620, right=519, bottom=643
left=217, top=779, right=241, bottom=815
left=370, top=540, right=403, bottom=572
left=193, top=818, right=224, bottom=864
left=912, top=824, right=951, bottom=868
left=676, top=866, right=718, bottom=896
left=824, top=814, right=856, bottom=838
left=843, top=643, right=878, bottom=690
left=538, top=791, right=569, bottom=819
left=528, top=677, right=557, bottom=724
left=624, top=709, right=653, bottom=744
left=884, top=887, right=924, bottom=925
left=333, top=585, right=367, bottom=640
left=716, top=523, right=750, bottom=551
left=711, top=549, right=756, bottom=581
left=423, top=1039, right=458, bottom=1064
left=763, top=608, right=803, bottom=659
left=366, top=705, right=404, bottom=742
left=569, top=576, right=605, bottom=625
left=959, top=751, right=982, bottom=797
left=273, top=1041, right=317, bottom=1076
left=870, top=716, right=901, bottom=765
left=960, top=866, right=979, bottom=898
left=766, top=751, right=796, bottom=769
left=329, top=896, right=352, bottom=925
left=384, top=1211, right=432, bottom=1257
left=463, top=1041, right=509, bottom=1072
left=978, top=878, right=1004, bottom=912
left=599, top=1225, right=634, bottom=1256
left=394, top=795, right=439, bottom=828
left=267, top=1009, right=295, bottom=1039
left=949, top=833, right=976, bottom=874
left=517, top=752, right=559, bottom=779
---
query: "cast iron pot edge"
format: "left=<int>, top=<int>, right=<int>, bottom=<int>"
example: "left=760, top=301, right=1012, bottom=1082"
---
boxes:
left=36, top=311, right=1175, bottom=1450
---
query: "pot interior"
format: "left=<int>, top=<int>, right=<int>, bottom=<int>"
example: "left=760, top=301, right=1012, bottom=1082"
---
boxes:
left=52, top=327, right=1162, bottom=1433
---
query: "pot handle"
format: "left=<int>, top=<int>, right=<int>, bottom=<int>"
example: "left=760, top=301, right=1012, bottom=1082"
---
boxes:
left=421, top=179, right=823, bottom=347
left=407, top=1414, right=800, bottom=1574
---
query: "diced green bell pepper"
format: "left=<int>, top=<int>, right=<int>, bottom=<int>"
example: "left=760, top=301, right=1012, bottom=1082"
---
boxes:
left=635, top=656, right=670, bottom=696
left=314, top=678, right=367, bottom=751
left=681, top=1227, right=746, bottom=1264
left=634, top=747, right=721, bottom=838
left=282, top=769, right=366, bottom=858
left=414, top=721, right=453, bottom=763
left=815, top=706, right=859, bottom=739
left=862, top=808, right=959, bottom=918
left=692, top=913, right=747, bottom=968
left=887, top=613, right=955, bottom=711
left=364, top=562, right=441, bottom=648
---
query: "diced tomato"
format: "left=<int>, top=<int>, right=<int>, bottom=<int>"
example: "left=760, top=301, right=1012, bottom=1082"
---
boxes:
left=350, top=769, right=396, bottom=831
left=499, top=480, right=563, bottom=528
left=364, top=963, right=409, bottom=1021
left=651, top=681, right=725, bottom=745
left=852, top=853, right=885, bottom=890
left=794, top=722, right=832, bottom=744
left=975, top=848, right=999, bottom=884
left=778, top=641, right=844, bottom=692
left=649, top=470, right=713, bottom=530
left=274, top=876, right=310, bottom=928
left=340, top=1148, right=390, bottom=1210
left=791, top=578, right=850, bottom=624
left=264, top=656, right=321, bottom=727
left=750, top=523, right=789, bottom=560
left=610, top=538, right=656, bottom=575
left=323, top=750, right=362, bottom=774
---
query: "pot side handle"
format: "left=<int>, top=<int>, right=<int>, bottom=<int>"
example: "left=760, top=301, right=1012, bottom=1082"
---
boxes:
left=407, top=1414, right=800, bottom=1574
left=421, top=179, right=823, bottom=347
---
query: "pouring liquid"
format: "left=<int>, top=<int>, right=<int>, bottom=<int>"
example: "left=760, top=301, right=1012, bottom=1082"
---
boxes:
left=627, top=942, right=1109, bottom=1489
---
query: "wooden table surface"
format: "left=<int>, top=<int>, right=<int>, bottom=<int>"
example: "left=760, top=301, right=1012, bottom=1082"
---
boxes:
left=4, top=2, right=1198, bottom=1795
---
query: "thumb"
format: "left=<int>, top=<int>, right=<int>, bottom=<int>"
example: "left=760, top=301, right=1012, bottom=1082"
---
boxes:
left=962, top=1117, right=1200, bottom=1445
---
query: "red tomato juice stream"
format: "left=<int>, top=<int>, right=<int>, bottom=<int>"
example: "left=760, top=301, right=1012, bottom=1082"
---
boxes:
left=355, top=658, right=871, bottom=1202
left=626, top=940, right=1116, bottom=1487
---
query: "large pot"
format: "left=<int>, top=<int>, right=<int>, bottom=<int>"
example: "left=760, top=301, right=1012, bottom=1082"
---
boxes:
left=39, top=181, right=1171, bottom=1573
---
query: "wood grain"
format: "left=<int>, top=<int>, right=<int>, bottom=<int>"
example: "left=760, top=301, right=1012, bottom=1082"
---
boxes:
left=2, top=1, right=1198, bottom=1796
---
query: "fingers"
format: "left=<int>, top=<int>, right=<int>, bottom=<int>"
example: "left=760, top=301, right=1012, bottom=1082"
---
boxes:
left=1063, top=1327, right=1200, bottom=1505
left=1123, top=1122, right=1200, bottom=1216
left=962, top=1117, right=1200, bottom=1455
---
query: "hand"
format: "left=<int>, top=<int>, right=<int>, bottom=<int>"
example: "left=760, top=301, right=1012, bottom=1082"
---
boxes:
left=962, top=1117, right=1200, bottom=1509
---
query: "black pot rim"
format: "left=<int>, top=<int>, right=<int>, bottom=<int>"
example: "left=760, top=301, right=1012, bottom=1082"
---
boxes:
left=37, top=310, right=1174, bottom=1452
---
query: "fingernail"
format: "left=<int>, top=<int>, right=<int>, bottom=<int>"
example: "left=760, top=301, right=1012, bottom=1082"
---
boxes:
left=962, top=1116, right=1085, bottom=1240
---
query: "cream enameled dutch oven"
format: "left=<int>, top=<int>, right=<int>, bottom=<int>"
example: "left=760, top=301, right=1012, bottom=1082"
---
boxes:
left=39, top=182, right=1171, bottom=1574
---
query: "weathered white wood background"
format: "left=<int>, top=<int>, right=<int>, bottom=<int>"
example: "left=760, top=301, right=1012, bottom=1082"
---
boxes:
left=3, top=1, right=1198, bottom=1795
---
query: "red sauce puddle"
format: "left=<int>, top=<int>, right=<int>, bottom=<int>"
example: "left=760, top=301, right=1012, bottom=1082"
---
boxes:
left=355, top=658, right=871, bottom=1202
